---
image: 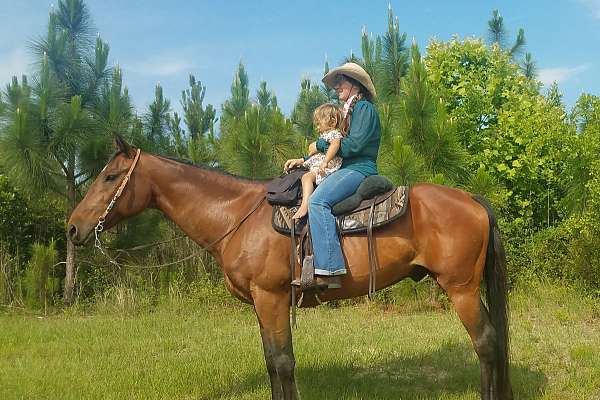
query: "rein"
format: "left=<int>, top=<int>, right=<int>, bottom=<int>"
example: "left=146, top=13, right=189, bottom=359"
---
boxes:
left=92, top=148, right=266, bottom=268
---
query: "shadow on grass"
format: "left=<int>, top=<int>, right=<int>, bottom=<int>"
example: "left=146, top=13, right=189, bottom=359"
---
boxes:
left=207, top=341, right=546, bottom=399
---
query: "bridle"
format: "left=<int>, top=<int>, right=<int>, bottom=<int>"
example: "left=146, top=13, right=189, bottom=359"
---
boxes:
left=94, top=148, right=141, bottom=257
left=92, top=148, right=266, bottom=266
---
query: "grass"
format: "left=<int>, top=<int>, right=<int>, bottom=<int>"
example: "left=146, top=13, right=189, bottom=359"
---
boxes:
left=0, top=283, right=599, bottom=399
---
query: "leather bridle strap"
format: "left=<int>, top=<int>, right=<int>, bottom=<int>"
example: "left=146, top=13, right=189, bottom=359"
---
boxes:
left=95, top=148, right=142, bottom=236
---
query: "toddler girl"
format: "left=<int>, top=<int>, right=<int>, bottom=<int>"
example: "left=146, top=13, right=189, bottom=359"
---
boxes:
left=284, top=103, right=345, bottom=220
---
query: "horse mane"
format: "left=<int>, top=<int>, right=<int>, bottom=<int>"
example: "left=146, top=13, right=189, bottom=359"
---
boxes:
left=153, top=154, right=272, bottom=183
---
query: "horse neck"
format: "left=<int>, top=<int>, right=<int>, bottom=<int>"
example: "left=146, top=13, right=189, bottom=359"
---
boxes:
left=143, top=154, right=266, bottom=253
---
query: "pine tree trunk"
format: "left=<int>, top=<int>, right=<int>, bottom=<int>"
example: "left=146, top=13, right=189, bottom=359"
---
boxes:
left=63, top=161, right=77, bottom=305
left=63, top=238, right=76, bottom=305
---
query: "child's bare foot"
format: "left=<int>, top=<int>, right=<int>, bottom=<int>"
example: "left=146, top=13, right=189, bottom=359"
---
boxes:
left=292, top=205, right=308, bottom=220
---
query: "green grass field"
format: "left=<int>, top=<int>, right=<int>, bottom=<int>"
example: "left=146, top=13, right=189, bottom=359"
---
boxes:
left=1, top=284, right=598, bottom=400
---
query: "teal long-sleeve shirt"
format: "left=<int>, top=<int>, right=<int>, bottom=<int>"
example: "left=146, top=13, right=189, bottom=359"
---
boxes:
left=316, top=99, right=381, bottom=176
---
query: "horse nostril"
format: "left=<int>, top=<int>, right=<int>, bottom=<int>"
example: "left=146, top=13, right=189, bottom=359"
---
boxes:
left=68, top=224, right=78, bottom=241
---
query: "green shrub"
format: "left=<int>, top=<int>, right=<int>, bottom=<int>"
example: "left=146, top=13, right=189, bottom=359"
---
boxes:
left=0, top=241, right=23, bottom=306
left=521, top=215, right=600, bottom=294
left=527, top=224, right=576, bottom=282
left=23, top=240, right=59, bottom=309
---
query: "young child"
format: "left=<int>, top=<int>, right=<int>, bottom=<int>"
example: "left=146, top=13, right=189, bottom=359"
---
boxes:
left=285, top=103, right=345, bottom=220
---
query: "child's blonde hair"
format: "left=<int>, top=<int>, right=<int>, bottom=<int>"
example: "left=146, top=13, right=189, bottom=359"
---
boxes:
left=313, top=103, right=344, bottom=134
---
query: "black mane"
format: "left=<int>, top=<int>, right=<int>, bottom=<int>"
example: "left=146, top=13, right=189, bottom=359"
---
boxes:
left=155, top=154, right=272, bottom=183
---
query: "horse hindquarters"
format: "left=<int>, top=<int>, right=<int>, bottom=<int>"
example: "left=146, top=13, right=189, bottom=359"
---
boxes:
left=410, top=186, right=512, bottom=399
left=439, top=205, right=512, bottom=400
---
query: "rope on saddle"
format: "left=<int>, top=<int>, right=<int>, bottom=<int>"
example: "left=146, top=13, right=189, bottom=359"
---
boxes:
left=290, top=222, right=296, bottom=328
left=367, top=199, right=378, bottom=299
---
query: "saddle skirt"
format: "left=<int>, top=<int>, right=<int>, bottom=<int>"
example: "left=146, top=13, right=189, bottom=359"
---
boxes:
left=271, top=186, right=409, bottom=236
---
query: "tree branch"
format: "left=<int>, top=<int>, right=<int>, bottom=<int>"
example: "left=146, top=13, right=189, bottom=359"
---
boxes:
left=53, top=151, right=70, bottom=177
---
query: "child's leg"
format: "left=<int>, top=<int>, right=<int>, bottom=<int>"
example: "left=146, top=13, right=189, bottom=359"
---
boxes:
left=292, top=172, right=317, bottom=219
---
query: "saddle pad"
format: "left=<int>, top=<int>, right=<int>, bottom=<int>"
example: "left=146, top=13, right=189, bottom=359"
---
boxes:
left=271, top=186, right=408, bottom=236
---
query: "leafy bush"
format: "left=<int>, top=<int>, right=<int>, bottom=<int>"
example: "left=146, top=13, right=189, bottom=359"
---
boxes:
left=521, top=214, right=600, bottom=294
left=23, top=240, right=59, bottom=309
left=0, top=241, right=23, bottom=306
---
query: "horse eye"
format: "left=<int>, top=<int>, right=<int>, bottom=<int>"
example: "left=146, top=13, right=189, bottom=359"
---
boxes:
left=105, top=174, right=118, bottom=182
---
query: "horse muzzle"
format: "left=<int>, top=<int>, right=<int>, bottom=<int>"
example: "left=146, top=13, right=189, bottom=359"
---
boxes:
left=67, top=223, right=94, bottom=246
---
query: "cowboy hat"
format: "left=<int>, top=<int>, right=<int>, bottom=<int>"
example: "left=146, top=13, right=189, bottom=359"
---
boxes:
left=322, top=62, right=377, bottom=101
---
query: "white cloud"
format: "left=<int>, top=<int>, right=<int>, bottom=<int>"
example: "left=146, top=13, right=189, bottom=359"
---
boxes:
left=538, top=63, right=591, bottom=85
left=579, top=0, right=600, bottom=19
left=0, top=47, right=31, bottom=85
left=124, top=56, right=195, bottom=77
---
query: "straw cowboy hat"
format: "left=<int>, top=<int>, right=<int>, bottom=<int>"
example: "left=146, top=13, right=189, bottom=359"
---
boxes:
left=322, top=62, right=377, bottom=101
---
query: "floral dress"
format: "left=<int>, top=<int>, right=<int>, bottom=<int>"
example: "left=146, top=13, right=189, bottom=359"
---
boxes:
left=303, top=129, right=344, bottom=185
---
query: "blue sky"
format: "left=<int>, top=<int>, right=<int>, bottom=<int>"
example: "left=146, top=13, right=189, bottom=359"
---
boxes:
left=1, top=0, right=599, bottom=116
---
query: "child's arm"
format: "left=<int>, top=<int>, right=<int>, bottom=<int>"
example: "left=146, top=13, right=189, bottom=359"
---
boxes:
left=307, top=142, right=319, bottom=157
left=318, top=138, right=341, bottom=175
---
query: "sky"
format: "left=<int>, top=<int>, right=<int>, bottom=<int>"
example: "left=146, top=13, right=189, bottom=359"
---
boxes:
left=1, top=0, right=599, bottom=117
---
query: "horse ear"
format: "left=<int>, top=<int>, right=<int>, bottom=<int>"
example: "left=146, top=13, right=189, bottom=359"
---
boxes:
left=113, top=135, right=133, bottom=158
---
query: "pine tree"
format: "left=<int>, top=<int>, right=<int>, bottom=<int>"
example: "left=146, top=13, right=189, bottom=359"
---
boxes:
left=290, top=79, right=328, bottom=138
left=322, top=57, right=337, bottom=102
left=219, top=68, right=300, bottom=178
left=181, top=75, right=216, bottom=139
left=521, top=52, right=537, bottom=79
left=144, top=83, right=171, bottom=152
left=0, top=0, right=122, bottom=304
left=169, top=112, right=186, bottom=158
left=178, top=75, right=217, bottom=164
left=394, top=44, right=466, bottom=183
left=546, top=82, right=563, bottom=109
left=256, top=81, right=277, bottom=113
left=222, top=62, right=250, bottom=120
left=510, top=29, right=526, bottom=58
left=361, top=26, right=377, bottom=82
left=487, top=10, right=508, bottom=48
left=487, top=10, right=527, bottom=59
left=379, top=6, right=409, bottom=101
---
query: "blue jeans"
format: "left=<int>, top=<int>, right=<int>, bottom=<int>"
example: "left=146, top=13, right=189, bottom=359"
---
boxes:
left=308, top=168, right=365, bottom=275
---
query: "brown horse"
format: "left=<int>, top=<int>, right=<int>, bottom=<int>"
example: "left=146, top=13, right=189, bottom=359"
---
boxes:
left=67, top=137, right=513, bottom=400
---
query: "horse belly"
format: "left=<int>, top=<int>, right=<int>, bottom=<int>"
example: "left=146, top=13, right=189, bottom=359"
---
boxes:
left=320, top=234, right=417, bottom=301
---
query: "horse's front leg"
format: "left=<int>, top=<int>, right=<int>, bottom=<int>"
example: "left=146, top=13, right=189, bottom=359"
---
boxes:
left=253, top=287, right=298, bottom=400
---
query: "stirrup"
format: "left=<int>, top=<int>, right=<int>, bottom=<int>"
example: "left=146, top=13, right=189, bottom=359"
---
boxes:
left=291, top=275, right=342, bottom=289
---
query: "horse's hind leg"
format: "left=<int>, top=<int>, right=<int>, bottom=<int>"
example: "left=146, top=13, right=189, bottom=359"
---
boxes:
left=445, top=287, right=499, bottom=400
left=253, top=288, right=298, bottom=400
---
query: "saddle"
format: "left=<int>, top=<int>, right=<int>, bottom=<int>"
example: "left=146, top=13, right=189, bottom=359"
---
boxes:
left=268, top=175, right=409, bottom=320
left=272, top=185, right=408, bottom=236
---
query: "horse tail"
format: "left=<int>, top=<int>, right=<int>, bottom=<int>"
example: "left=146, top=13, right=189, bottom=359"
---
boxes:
left=473, top=195, right=512, bottom=398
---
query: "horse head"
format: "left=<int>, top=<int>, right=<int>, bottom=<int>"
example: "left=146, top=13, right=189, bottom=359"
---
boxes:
left=67, top=135, right=151, bottom=245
